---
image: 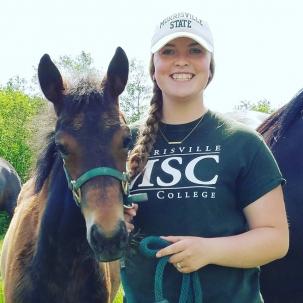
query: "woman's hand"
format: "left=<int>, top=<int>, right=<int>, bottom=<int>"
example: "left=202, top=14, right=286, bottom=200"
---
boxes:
left=156, top=236, right=212, bottom=273
left=156, top=186, right=288, bottom=272
left=123, top=203, right=138, bottom=233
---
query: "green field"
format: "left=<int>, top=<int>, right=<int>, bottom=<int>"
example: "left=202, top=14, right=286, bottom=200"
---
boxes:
left=0, top=242, right=4, bottom=303
left=0, top=213, right=9, bottom=303
left=0, top=213, right=123, bottom=303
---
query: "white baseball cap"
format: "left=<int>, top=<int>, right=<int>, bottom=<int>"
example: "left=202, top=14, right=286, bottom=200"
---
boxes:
left=151, top=12, right=214, bottom=54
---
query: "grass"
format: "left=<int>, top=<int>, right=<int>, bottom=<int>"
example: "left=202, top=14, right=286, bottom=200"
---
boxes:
left=0, top=239, right=3, bottom=303
left=114, top=287, right=124, bottom=303
left=0, top=213, right=10, bottom=303
left=0, top=212, right=123, bottom=303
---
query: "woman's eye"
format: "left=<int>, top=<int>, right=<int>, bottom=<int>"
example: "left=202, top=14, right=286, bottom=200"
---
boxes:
left=189, top=47, right=203, bottom=54
left=161, top=48, right=175, bottom=55
left=123, top=136, right=132, bottom=149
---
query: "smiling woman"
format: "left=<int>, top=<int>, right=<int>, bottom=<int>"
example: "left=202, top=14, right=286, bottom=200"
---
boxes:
left=122, top=11, right=288, bottom=303
left=153, top=37, right=211, bottom=106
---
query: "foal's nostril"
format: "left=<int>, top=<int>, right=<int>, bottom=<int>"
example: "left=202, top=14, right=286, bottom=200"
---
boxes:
left=90, top=224, right=104, bottom=250
left=89, top=221, right=129, bottom=255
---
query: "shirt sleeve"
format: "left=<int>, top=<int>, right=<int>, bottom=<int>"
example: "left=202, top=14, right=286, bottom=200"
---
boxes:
left=236, top=135, right=285, bottom=209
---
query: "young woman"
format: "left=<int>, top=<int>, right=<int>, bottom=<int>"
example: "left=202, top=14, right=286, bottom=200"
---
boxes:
left=122, top=12, right=289, bottom=303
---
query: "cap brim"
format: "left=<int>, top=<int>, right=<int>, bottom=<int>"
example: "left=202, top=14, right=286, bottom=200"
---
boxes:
left=151, top=32, right=214, bottom=54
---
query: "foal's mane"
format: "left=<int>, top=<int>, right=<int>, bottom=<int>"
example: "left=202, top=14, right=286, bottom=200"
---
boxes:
left=34, top=132, right=57, bottom=194
left=34, top=77, right=110, bottom=194
left=257, top=89, right=303, bottom=149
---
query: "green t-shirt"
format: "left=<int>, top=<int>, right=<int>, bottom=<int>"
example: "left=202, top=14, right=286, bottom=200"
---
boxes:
left=122, top=110, right=284, bottom=303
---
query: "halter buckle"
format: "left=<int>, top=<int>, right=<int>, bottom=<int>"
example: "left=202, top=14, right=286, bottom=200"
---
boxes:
left=71, top=180, right=81, bottom=207
left=121, top=174, right=130, bottom=196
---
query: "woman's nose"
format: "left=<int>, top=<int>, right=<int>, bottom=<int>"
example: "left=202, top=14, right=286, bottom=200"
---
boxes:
left=174, top=54, right=189, bottom=67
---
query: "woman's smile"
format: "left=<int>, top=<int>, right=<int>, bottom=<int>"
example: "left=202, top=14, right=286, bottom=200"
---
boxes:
left=170, top=73, right=195, bottom=81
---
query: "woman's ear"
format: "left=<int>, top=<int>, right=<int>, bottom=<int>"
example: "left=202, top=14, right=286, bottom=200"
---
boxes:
left=152, top=74, right=156, bottom=81
left=208, top=68, right=213, bottom=82
left=206, top=70, right=213, bottom=87
left=209, top=70, right=212, bottom=80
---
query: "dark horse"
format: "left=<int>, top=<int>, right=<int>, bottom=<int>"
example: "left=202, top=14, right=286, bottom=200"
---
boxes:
left=1, top=47, right=131, bottom=303
left=257, top=89, right=303, bottom=303
left=0, top=157, right=21, bottom=217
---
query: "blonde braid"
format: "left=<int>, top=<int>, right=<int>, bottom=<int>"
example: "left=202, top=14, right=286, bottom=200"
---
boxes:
left=128, top=84, right=162, bottom=179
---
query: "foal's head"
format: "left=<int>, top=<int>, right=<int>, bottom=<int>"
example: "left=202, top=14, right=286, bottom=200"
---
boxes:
left=38, top=48, right=130, bottom=261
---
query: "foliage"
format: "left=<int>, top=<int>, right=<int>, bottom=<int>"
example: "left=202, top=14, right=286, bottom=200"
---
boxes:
left=119, top=58, right=151, bottom=123
left=0, top=213, right=10, bottom=239
left=30, top=51, right=102, bottom=96
left=0, top=88, right=43, bottom=182
left=234, top=99, right=275, bottom=114
left=4, top=75, right=27, bottom=92
left=55, top=51, right=101, bottom=78
left=2, top=75, right=38, bottom=96
left=113, top=287, right=123, bottom=303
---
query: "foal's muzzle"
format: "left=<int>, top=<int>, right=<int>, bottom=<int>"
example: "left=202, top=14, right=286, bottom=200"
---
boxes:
left=89, top=220, right=128, bottom=261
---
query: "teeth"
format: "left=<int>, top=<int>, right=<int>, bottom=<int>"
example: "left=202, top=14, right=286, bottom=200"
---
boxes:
left=171, top=73, right=193, bottom=81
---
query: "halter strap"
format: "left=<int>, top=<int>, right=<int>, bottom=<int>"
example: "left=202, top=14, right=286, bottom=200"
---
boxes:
left=67, top=167, right=127, bottom=191
left=63, top=164, right=147, bottom=207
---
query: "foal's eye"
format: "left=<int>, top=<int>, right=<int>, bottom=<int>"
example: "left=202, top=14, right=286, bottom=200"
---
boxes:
left=122, top=136, right=132, bottom=150
left=56, top=143, right=69, bottom=157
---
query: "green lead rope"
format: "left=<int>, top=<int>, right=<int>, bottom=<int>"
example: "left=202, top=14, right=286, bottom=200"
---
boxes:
left=139, top=236, right=203, bottom=303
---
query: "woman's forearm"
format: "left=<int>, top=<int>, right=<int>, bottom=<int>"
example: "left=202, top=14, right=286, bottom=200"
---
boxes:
left=207, top=226, right=289, bottom=268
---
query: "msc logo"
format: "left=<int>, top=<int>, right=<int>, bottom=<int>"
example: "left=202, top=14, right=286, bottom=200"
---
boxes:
left=131, top=155, right=219, bottom=188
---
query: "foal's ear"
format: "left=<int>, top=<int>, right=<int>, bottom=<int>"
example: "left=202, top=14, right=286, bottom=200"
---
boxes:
left=38, top=54, right=64, bottom=113
left=106, top=47, right=129, bottom=97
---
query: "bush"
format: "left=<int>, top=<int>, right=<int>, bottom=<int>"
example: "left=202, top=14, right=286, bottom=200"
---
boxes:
left=0, top=89, right=43, bottom=182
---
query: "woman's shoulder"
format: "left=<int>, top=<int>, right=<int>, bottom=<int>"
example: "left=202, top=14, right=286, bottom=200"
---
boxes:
left=204, top=110, right=266, bottom=151
left=208, top=110, right=263, bottom=139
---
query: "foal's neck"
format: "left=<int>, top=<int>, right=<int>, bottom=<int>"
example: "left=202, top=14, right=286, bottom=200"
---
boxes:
left=27, top=167, right=107, bottom=302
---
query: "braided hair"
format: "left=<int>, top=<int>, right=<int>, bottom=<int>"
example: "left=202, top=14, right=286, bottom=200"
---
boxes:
left=128, top=54, right=215, bottom=179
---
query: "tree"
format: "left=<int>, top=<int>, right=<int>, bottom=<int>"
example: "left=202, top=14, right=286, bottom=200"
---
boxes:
left=0, top=89, right=43, bottom=181
left=4, top=76, right=27, bottom=91
left=120, top=58, right=151, bottom=123
left=55, top=51, right=101, bottom=78
left=234, top=99, right=275, bottom=114
left=30, top=51, right=102, bottom=95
